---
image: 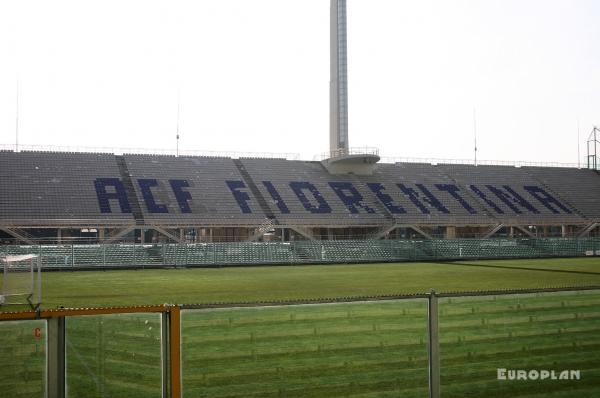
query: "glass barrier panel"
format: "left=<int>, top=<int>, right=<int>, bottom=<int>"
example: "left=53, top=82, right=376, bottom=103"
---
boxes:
left=0, top=320, right=46, bottom=398
left=182, top=299, right=429, bottom=398
left=439, top=290, right=600, bottom=397
left=66, top=313, right=162, bottom=398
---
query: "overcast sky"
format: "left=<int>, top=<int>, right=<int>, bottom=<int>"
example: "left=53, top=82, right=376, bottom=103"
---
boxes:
left=0, top=0, right=598, bottom=164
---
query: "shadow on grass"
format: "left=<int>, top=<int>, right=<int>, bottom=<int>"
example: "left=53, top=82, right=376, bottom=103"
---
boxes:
left=438, top=261, right=600, bottom=276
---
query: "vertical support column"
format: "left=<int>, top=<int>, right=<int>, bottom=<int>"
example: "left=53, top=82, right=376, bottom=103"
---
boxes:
left=133, top=242, right=137, bottom=266
left=428, top=290, right=440, bottom=398
left=161, top=312, right=170, bottom=398
left=47, top=317, right=66, bottom=398
left=169, top=306, right=182, bottom=398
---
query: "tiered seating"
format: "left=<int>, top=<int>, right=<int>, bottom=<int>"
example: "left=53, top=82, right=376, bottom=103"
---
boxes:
left=524, top=167, right=600, bottom=220
left=240, top=159, right=388, bottom=226
left=0, top=151, right=598, bottom=230
left=0, top=151, right=133, bottom=226
left=438, top=164, right=584, bottom=225
left=357, top=163, right=493, bottom=225
left=123, top=154, right=265, bottom=226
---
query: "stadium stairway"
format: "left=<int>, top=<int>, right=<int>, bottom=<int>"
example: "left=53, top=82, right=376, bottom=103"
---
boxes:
left=115, top=155, right=145, bottom=225
left=233, top=159, right=279, bottom=224
left=289, top=244, right=317, bottom=262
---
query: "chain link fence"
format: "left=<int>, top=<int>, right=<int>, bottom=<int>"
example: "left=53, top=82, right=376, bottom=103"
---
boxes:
left=1, top=237, right=599, bottom=269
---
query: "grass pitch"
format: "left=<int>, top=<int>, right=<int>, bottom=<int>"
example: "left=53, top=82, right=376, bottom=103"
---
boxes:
left=29, top=257, right=600, bottom=308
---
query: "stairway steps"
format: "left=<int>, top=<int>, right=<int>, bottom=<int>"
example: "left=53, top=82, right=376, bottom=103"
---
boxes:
left=115, top=155, right=145, bottom=226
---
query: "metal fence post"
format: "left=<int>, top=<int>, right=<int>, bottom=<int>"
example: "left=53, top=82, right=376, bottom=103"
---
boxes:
left=161, top=311, right=170, bottom=398
left=212, top=243, right=216, bottom=265
left=428, top=289, right=440, bottom=398
left=169, top=306, right=182, bottom=398
left=47, top=316, right=66, bottom=398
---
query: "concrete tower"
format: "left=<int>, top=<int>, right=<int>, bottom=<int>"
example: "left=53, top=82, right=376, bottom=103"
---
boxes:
left=325, top=0, right=379, bottom=174
left=330, top=0, right=349, bottom=156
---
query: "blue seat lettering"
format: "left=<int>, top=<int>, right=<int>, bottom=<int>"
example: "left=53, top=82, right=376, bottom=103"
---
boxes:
left=138, top=179, right=168, bottom=213
left=169, top=179, right=193, bottom=213
left=289, top=182, right=332, bottom=214
left=329, top=182, right=376, bottom=214
left=469, top=185, right=503, bottom=214
left=226, top=180, right=252, bottom=214
left=524, top=186, right=572, bottom=214
left=435, top=184, right=477, bottom=214
left=262, top=181, right=290, bottom=214
left=94, top=178, right=131, bottom=214
left=486, top=185, right=540, bottom=214
left=398, top=184, right=449, bottom=214
left=367, top=183, right=406, bottom=214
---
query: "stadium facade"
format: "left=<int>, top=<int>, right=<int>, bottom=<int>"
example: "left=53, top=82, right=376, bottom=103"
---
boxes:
left=1, top=150, right=600, bottom=244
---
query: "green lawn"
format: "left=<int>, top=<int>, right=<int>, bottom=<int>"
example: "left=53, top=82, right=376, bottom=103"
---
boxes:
left=26, top=257, right=600, bottom=309
left=1, top=257, right=600, bottom=398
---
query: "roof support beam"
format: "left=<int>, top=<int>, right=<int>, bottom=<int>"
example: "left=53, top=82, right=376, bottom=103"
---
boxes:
left=103, top=226, right=136, bottom=244
left=288, top=226, right=317, bottom=241
left=409, top=225, right=433, bottom=240
left=513, top=225, right=536, bottom=238
left=483, top=224, right=504, bottom=239
left=578, top=222, right=599, bottom=238
left=370, top=224, right=398, bottom=240
left=0, top=227, right=36, bottom=245
left=150, top=226, right=184, bottom=244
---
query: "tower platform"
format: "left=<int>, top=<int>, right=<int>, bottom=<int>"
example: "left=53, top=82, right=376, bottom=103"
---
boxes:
left=321, top=147, right=380, bottom=175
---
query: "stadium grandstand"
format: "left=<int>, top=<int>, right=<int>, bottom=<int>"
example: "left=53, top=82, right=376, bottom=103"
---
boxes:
left=1, top=0, right=599, bottom=249
left=1, top=148, right=600, bottom=245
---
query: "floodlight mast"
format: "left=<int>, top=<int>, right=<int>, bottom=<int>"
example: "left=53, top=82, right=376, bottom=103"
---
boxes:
left=324, top=0, right=379, bottom=175
left=330, top=0, right=349, bottom=157
left=588, top=126, right=600, bottom=170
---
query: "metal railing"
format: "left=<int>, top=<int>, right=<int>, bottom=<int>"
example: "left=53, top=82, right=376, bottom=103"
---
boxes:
left=379, top=156, right=583, bottom=169
left=1, top=238, right=599, bottom=269
left=317, top=146, right=380, bottom=160
left=0, top=144, right=300, bottom=160
left=2, top=143, right=588, bottom=168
